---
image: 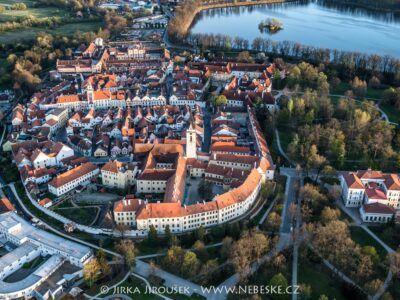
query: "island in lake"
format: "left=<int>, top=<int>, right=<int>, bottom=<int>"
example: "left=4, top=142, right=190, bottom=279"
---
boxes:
left=258, top=17, right=283, bottom=33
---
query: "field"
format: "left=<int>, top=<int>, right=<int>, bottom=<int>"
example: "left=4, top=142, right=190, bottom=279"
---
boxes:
left=0, top=21, right=103, bottom=44
left=0, top=0, right=103, bottom=44
left=53, top=206, right=99, bottom=226
left=298, top=260, right=345, bottom=300
left=0, top=0, right=68, bottom=22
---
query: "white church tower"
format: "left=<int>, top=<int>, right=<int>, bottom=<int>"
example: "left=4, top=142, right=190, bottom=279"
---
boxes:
left=186, top=117, right=197, bottom=159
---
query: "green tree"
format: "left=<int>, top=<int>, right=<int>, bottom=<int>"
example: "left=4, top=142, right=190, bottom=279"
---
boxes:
left=269, top=273, right=289, bottom=299
left=115, top=240, right=137, bottom=267
left=194, top=226, right=205, bottom=241
left=182, top=251, right=199, bottom=277
left=147, top=224, right=158, bottom=245
left=198, top=179, right=213, bottom=200
left=83, top=259, right=101, bottom=287
left=213, top=95, right=228, bottom=107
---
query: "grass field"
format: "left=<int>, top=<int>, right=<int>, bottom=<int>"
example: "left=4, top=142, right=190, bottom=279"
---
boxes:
left=298, top=260, right=345, bottom=300
left=331, top=82, right=386, bottom=100
left=0, top=21, right=103, bottom=44
left=379, top=102, right=400, bottom=124
left=54, top=206, right=99, bottom=226
left=0, top=0, right=103, bottom=44
left=349, top=226, right=387, bottom=259
left=0, top=0, right=67, bottom=22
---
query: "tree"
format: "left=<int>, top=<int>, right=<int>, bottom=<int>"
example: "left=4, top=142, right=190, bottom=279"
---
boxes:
left=351, top=76, right=367, bottom=97
left=83, top=259, right=101, bottom=287
left=199, top=259, right=218, bottom=284
left=310, top=220, right=356, bottom=272
left=147, top=224, right=158, bottom=245
left=230, top=237, right=252, bottom=281
left=320, top=207, right=340, bottom=224
left=164, top=245, right=185, bottom=270
left=198, top=179, right=213, bottom=200
left=115, top=240, right=137, bottom=267
left=96, top=249, right=107, bottom=266
left=182, top=251, right=199, bottom=277
left=237, top=51, right=254, bottom=63
left=115, top=223, right=129, bottom=238
left=220, top=236, right=233, bottom=260
left=267, top=212, right=281, bottom=233
left=269, top=273, right=289, bottom=300
left=368, top=76, right=381, bottom=88
left=165, top=224, right=171, bottom=245
left=192, top=240, right=208, bottom=261
left=272, top=254, right=287, bottom=271
left=194, top=226, right=205, bottom=241
left=388, top=252, right=400, bottom=278
left=364, top=279, right=383, bottom=296
left=213, top=95, right=228, bottom=107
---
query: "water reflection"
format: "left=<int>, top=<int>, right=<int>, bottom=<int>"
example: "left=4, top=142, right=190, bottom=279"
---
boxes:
left=190, top=0, right=400, bottom=57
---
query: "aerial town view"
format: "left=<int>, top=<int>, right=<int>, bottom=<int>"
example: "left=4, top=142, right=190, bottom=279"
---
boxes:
left=0, top=0, right=400, bottom=299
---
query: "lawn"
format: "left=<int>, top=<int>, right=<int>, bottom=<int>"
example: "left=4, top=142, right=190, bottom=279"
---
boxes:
left=379, top=102, right=400, bottom=124
left=388, top=277, right=400, bottom=300
left=368, top=225, right=399, bottom=251
left=0, top=0, right=70, bottom=22
left=349, top=226, right=387, bottom=259
left=0, top=21, right=103, bottom=44
left=331, top=82, right=385, bottom=100
left=330, top=95, right=341, bottom=107
left=53, top=206, right=99, bottom=226
left=298, top=260, right=345, bottom=300
left=276, top=126, right=292, bottom=155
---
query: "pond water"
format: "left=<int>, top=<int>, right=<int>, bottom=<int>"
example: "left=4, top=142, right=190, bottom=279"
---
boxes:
left=190, top=1, right=400, bottom=57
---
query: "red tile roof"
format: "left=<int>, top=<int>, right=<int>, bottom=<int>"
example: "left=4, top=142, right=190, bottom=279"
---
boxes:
left=49, top=162, right=98, bottom=188
left=363, top=202, right=395, bottom=215
left=343, top=172, right=364, bottom=189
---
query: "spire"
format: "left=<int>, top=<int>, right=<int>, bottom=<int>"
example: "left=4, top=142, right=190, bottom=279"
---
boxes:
left=188, top=107, right=195, bottom=130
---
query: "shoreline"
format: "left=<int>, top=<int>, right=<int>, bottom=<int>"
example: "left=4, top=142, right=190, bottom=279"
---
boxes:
left=168, top=0, right=293, bottom=40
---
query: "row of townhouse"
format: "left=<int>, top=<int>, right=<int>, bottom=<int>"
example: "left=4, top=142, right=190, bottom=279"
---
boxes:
left=48, top=162, right=99, bottom=196
left=12, top=141, right=74, bottom=170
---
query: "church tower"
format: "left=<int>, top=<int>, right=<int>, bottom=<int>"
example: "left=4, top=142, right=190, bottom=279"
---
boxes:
left=186, top=116, right=197, bottom=159
left=86, top=83, right=94, bottom=104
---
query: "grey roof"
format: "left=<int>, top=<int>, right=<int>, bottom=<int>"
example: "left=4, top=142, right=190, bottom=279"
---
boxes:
left=0, top=212, right=91, bottom=261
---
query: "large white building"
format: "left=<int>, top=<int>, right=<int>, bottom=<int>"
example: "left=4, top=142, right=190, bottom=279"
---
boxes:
left=0, top=212, right=92, bottom=299
left=341, top=170, right=400, bottom=222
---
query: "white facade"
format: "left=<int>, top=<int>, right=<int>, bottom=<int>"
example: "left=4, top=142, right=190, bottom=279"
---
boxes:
left=340, top=175, right=365, bottom=207
left=49, top=165, right=99, bottom=196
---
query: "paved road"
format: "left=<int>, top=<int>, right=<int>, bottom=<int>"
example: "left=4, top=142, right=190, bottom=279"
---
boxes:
left=88, top=156, right=131, bottom=165
left=202, top=109, right=212, bottom=153
left=280, top=168, right=298, bottom=234
left=291, top=176, right=303, bottom=300
left=275, top=129, right=293, bottom=166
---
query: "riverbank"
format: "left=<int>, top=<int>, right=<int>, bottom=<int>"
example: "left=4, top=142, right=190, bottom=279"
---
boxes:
left=167, top=0, right=293, bottom=41
left=322, top=0, right=400, bottom=14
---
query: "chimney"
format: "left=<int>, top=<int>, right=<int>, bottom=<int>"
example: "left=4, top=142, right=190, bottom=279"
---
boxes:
left=123, top=199, right=127, bottom=206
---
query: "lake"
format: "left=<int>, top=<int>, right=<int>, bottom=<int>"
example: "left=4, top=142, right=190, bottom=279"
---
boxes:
left=190, top=1, right=400, bottom=58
